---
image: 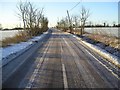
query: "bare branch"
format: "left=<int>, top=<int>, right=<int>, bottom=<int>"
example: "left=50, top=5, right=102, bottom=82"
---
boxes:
left=80, top=6, right=90, bottom=35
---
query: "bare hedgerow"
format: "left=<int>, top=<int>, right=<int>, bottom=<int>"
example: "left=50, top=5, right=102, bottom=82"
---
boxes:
left=1, top=31, right=30, bottom=47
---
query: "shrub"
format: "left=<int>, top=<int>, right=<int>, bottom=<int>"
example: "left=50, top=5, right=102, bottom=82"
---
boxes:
left=1, top=31, right=30, bottom=47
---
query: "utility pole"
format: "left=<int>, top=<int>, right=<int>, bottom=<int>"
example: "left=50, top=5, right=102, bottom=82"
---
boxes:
left=67, top=10, right=72, bottom=33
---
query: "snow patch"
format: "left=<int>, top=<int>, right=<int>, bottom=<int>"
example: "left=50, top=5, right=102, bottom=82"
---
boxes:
left=82, top=40, right=119, bottom=65
left=1, top=31, right=49, bottom=66
left=71, top=34, right=120, bottom=67
left=1, top=42, right=32, bottom=59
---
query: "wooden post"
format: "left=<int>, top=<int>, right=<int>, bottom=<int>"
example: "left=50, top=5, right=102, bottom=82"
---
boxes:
left=67, top=10, right=72, bottom=33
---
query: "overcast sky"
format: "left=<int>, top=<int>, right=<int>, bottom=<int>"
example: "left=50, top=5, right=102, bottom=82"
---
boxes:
left=0, top=0, right=119, bottom=28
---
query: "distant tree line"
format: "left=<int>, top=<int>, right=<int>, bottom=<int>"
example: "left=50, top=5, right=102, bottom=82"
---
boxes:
left=0, top=23, right=2, bottom=30
left=56, top=6, right=119, bottom=36
left=78, top=24, right=120, bottom=28
left=17, top=1, right=48, bottom=36
left=56, top=6, right=90, bottom=35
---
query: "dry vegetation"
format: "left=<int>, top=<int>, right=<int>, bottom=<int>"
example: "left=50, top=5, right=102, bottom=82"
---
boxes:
left=84, top=33, right=120, bottom=49
left=1, top=31, right=31, bottom=47
left=69, top=28, right=120, bottom=50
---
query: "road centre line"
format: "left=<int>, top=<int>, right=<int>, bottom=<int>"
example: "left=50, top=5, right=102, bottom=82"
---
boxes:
left=62, top=63, right=68, bottom=88
left=60, top=34, right=68, bottom=89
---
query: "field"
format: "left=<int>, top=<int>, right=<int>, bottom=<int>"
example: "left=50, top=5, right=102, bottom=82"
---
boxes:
left=84, top=27, right=119, bottom=37
left=0, top=30, right=22, bottom=41
left=1, top=27, right=119, bottom=48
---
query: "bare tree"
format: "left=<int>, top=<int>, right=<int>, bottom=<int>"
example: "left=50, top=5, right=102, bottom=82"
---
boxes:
left=72, top=15, right=79, bottom=34
left=17, top=1, right=27, bottom=31
left=112, top=21, right=116, bottom=27
left=56, top=17, right=69, bottom=31
left=80, top=6, right=90, bottom=35
left=29, top=3, right=37, bottom=28
left=17, top=1, right=48, bottom=36
left=36, top=8, right=44, bottom=27
left=40, top=16, right=48, bottom=32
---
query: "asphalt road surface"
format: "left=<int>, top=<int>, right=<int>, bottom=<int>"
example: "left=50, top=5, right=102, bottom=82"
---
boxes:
left=2, top=29, right=120, bottom=89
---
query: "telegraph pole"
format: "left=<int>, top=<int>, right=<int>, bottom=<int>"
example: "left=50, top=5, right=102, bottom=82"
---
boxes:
left=66, top=2, right=80, bottom=33
left=67, top=10, right=72, bottom=33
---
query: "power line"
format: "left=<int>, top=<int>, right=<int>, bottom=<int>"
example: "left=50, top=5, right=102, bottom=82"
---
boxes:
left=69, top=2, right=81, bottom=12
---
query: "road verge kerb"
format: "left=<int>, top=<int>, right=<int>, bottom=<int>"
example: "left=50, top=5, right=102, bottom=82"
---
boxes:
left=66, top=32, right=120, bottom=68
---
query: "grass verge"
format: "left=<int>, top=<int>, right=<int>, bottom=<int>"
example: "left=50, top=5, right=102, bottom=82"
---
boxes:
left=1, top=31, right=31, bottom=47
left=84, top=33, right=120, bottom=50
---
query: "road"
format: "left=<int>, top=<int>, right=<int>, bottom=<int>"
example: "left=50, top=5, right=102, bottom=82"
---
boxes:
left=2, top=29, right=120, bottom=89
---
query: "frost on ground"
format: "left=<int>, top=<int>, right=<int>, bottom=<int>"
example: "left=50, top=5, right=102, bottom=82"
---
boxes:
left=82, top=40, right=119, bottom=65
left=1, top=31, right=48, bottom=66
left=0, top=30, right=20, bottom=41
left=72, top=34, right=120, bottom=67
left=1, top=42, right=33, bottom=59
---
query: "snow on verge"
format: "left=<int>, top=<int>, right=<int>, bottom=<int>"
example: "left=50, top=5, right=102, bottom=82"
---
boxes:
left=0, top=31, right=49, bottom=67
left=72, top=35, right=120, bottom=68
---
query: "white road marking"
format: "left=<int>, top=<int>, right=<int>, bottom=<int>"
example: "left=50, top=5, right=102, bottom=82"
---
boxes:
left=63, top=37, right=76, bottom=57
left=60, top=35, right=68, bottom=89
left=62, top=64, right=68, bottom=88
left=25, top=41, right=51, bottom=88
left=62, top=37, right=98, bottom=87
left=70, top=33, right=119, bottom=80
left=85, top=49, right=120, bottom=80
left=63, top=34, right=120, bottom=84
